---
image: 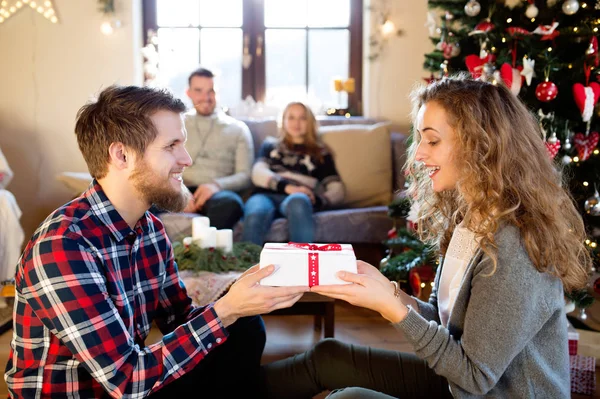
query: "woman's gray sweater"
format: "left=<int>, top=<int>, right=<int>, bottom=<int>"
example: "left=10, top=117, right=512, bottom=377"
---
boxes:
left=394, top=225, right=570, bottom=398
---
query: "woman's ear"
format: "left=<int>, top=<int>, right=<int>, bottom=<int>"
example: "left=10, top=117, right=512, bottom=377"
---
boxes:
left=108, top=142, right=129, bottom=169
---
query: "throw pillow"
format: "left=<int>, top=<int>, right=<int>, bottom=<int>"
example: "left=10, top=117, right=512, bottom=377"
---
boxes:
left=320, top=122, right=392, bottom=208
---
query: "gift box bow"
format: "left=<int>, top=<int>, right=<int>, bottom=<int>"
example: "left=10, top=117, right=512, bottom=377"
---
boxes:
left=286, top=242, right=342, bottom=251
left=264, top=242, right=350, bottom=287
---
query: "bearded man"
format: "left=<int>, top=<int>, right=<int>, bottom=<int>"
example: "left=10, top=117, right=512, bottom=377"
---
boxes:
left=5, top=85, right=307, bottom=399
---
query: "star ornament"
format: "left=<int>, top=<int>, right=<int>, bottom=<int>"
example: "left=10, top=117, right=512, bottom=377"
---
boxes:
left=0, top=0, right=58, bottom=24
left=520, top=57, right=536, bottom=86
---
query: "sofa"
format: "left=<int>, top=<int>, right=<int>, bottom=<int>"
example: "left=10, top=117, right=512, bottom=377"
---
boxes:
left=159, top=116, right=409, bottom=252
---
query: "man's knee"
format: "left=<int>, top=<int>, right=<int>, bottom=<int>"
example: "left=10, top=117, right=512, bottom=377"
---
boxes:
left=211, top=191, right=244, bottom=211
left=228, top=315, right=266, bottom=346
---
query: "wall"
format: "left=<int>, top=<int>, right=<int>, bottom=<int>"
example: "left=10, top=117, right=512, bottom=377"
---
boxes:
left=0, top=0, right=142, bottom=238
left=364, top=0, right=432, bottom=131
left=0, top=0, right=428, bottom=239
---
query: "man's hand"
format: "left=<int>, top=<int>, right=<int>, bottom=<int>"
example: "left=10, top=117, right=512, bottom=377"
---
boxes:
left=213, top=265, right=309, bottom=327
left=284, top=184, right=315, bottom=204
left=193, top=183, right=221, bottom=210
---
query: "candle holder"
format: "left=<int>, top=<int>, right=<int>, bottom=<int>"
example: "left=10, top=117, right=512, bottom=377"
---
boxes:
left=331, top=77, right=356, bottom=116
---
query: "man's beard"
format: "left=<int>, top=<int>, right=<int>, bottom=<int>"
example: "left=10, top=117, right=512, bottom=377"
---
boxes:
left=130, top=160, right=190, bottom=213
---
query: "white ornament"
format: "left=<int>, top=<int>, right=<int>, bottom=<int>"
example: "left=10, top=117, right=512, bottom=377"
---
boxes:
left=562, top=0, right=580, bottom=15
left=520, top=57, right=536, bottom=86
left=525, top=4, right=539, bottom=18
left=425, top=12, right=437, bottom=37
left=464, top=0, right=481, bottom=17
left=504, top=0, right=524, bottom=9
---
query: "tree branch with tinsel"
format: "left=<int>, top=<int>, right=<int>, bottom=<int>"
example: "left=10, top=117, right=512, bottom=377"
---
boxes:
left=172, top=241, right=261, bottom=273
left=380, top=227, right=438, bottom=283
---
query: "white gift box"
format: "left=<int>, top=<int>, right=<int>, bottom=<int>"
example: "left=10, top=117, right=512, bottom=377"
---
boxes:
left=259, top=243, right=357, bottom=287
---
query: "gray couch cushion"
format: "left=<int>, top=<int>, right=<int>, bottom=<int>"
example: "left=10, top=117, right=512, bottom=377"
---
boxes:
left=159, top=206, right=392, bottom=245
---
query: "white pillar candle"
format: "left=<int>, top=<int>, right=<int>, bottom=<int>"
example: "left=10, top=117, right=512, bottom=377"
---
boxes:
left=192, top=216, right=210, bottom=240
left=216, top=229, right=233, bottom=254
left=196, top=227, right=217, bottom=248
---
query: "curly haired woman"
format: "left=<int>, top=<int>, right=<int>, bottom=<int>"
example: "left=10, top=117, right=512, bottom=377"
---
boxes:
left=260, top=75, right=592, bottom=399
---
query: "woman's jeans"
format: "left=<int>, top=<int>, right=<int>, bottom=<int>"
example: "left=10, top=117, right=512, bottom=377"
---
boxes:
left=261, top=338, right=452, bottom=399
left=242, top=192, right=315, bottom=245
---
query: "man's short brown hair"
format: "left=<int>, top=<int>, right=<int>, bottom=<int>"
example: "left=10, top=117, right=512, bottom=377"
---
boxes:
left=75, top=85, right=186, bottom=179
left=188, top=67, right=214, bottom=86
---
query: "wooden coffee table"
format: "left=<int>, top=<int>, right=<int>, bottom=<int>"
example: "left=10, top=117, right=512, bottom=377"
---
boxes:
left=269, top=292, right=335, bottom=338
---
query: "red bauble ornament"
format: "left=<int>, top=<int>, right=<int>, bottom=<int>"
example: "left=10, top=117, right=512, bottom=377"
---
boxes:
left=408, top=268, right=422, bottom=297
left=535, top=81, right=558, bottom=102
left=387, top=227, right=398, bottom=239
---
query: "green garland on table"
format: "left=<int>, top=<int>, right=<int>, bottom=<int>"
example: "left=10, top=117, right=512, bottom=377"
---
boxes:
left=172, top=241, right=262, bottom=273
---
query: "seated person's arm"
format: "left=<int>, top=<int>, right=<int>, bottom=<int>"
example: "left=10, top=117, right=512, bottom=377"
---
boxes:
left=251, top=140, right=291, bottom=193
left=213, top=123, right=254, bottom=192
left=313, top=153, right=345, bottom=209
left=22, top=237, right=229, bottom=398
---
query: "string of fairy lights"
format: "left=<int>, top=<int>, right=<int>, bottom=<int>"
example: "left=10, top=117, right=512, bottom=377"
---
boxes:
left=0, top=0, right=58, bottom=24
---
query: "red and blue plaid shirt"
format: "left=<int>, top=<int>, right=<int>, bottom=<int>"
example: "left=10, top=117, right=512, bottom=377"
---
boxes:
left=5, top=182, right=228, bottom=398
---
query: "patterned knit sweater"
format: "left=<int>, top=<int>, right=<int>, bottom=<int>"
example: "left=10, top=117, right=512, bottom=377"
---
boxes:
left=251, top=138, right=345, bottom=210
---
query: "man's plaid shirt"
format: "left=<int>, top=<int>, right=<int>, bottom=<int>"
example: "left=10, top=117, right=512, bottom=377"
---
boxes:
left=5, top=182, right=229, bottom=398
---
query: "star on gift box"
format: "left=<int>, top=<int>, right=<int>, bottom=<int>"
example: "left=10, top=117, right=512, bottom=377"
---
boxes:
left=0, top=0, right=59, bottom=24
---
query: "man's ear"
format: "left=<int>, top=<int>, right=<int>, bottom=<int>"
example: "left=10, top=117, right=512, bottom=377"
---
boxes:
left=185, top=88, right=192, bottom=99
left=108, top=142, right=130, bottom=170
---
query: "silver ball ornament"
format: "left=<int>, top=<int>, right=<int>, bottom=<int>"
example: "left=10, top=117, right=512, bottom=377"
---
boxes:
left=584, top=190, right=600, bottom=216
left=564, top=137, right=572, bottom=150
left=451, top=42, right=461, bottom=57
left=562, top=155, right=573, bottom=164
left=464, top=0, right=481, bottom=17
left=562, top=0, right=580, bottom=15
left=525, top=4, right=539, bottom=18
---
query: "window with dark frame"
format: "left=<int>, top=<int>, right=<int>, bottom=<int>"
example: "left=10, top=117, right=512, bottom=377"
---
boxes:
left=142, top=0, right=363, bottom=114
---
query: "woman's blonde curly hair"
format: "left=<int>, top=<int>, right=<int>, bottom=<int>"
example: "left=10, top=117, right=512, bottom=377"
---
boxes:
left=405, top=74, right=591, bottom=292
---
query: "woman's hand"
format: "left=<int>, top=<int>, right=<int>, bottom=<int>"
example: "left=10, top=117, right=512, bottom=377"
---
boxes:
left=284, top=184, right=316, bottom=204
left=311, top=262, right=409, bottom=323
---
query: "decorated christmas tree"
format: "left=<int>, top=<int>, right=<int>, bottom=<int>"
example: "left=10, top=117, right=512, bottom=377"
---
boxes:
left=423, top=0, right=599, bottom=314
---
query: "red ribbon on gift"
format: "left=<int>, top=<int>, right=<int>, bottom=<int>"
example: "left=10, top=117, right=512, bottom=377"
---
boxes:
left=286, top=242, right=342, bottom=251
left=286, top=242, right=342, bottom=287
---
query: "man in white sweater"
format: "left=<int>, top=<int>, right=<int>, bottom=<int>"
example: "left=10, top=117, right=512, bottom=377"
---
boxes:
left=181, top=68, right=254, bottom=229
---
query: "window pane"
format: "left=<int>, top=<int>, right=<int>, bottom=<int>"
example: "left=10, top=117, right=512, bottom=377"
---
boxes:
left=265, top=29, right=307, bottom=107
left=157, top=0, right=199, bottom=27
left=264, top=0, right=307, bottom=27
left=308, top=29, right=349, bottom=108
left=157, top=28, right=200, bottom=106
left=308, top=0, right=350, bottom=27
left=200, top=28, right=243, bottom=108
left=199, top=0, right=242, bottom=27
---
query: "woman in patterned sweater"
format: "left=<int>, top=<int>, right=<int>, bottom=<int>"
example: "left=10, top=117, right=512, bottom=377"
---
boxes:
left=242, top=102, right=344, bottom=245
